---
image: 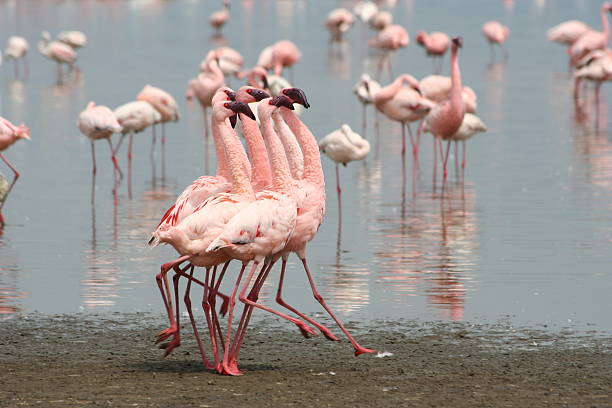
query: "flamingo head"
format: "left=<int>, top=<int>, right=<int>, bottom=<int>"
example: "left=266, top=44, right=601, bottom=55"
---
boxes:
left=270, top=95, right=295, bottom=110
left=452, top=36, right=463, bottom=48
left=244, top=86, right=270, bottom=102
left=603, top=2, right=612, bottom=12
left=280, top=88, right=310, bottom=108
left=415, top=31, right=427, bottom=45
left=16, top=125, right=30, bottom=141
left=225, top=101, right=256, bottom=121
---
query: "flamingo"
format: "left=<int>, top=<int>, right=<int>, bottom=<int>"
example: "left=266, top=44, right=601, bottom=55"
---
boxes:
left=136, top=85, right=180, bottom=167
left=258, top=40, right=302, bottom=78
left=482, top=21, right=509, bottom=60
left=153, top=100, right=257, bottom=370
left=186, top=50, right=225, bottom=145
left=547, top=20, right=592, bottom=46
left=206, top=95, right=304, bottom=375
left=415, top=31, right=450, bottom=73
left=38, top=31, right=77, bottom=79
left=573, top=49, right=612, bottom=118
left=373, top=74, right=432, bottom=175
left=569, top=2, right=612, bottom=67
left=369, top=24, right=409, bottom=77
left=369, top=10, right=392, bottom=31
left=319, top=124, right=370, bottom=228
left=57, top=31, right=87, bottom=49
left=210, top=0, right=230, bottom=35
left=353, top=1, right=378, bottom=25
left=76, top=102, right=122, bottom=194
left=200, top=46, right=244, bottom=79
left=0, top=117, right=30, bottom=226
left=325, top=8, right=355, bottom=42
left=113, top=101, right=161, bottom=194
left=4, top=36, right=29, bottom=79
left=354, top=73, right=382, bottom=135
left=423, top=37, right=466, bottom=188
left=419, top=75, right=477, bottom=113
left=272, top=109, right=304, bottom=179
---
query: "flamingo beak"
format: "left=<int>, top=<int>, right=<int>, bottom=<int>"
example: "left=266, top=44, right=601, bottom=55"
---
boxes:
left=230, top=114, right=238, bottom=128
left=282, top=88, right=310, bottom=108
left=271, top=95, right=295, bottom=110
left=225, top=89, right=237, bottom=101
left=262, top=75, right=269, bottom=90
left=228, top=101, right=256, bottom=121
left=452, top=36, right=463, bottom=48
left=250, top=89, right=270, bottom=101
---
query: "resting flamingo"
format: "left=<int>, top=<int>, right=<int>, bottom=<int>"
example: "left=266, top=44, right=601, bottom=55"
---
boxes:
left=415, top=31, right=450, bottom=73
left=201, top=47, right=244, bottom=79
left=569, top=2, right=612, bottom=67
left=423, top=37, right=466, bottom=189
left=4, top=36, right=29, bottom=79
left=354, top=73, right=381, bottom=135
left=38, top=31, right=77, bottom=80
left=0, top=117, right=30, bottom=226
left=325, top=8, right=355, bottom=42
left=76, top=102, right=122, bottom=194
left=369, top=24, right=409, bottom=77
left=547, top=20, right=591, bottom=46
left=257, top=40, right=302, bottom=78
left=369, top=10, right=392, bottom=31
left=353, top=1, right=378, bottom=25
left=57, top=31, right=87, bottom=49
left=482, top=21, right=510, bottom=60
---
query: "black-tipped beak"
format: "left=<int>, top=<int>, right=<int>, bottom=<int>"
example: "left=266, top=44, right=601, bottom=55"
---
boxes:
left=228, top=101, right=256, bottom=121
left=282, top=88, right=310, bottom=108
left=414, top=85, right=422, bottom=95
left=262, top=75, right=269, bottom=90
left=225, top=89, right=236, bottom=101
left=364, top=81, right=370, bottom=93
left=250, top=89, right=270, bottom=102
left=452, top=36, right=463, bottom=48
left=271, top=95, right=295, bottom=110
left=230, top=114, right=238, bottom=128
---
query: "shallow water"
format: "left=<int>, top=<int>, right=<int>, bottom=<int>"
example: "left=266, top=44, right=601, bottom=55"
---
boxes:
left=0, top=0, right=611, bottom=333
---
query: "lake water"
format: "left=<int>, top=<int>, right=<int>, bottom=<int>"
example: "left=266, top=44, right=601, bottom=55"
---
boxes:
left=1, top=0, right=611, bottom=334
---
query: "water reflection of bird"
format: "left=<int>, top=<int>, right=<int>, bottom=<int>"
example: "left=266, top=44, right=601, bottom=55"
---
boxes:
left=369, top=24, right=409, bottom=78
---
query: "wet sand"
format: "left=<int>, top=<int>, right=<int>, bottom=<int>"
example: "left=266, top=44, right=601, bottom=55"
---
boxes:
left=1, top=313, right=610, bottom=407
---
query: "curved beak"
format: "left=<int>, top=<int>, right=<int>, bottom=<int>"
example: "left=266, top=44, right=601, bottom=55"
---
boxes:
left=282, top=88, right=310, bottom=108
left=271, top=95, right=295, bottom=110
left=452, top=36, right=463, bottom=48
left=251, top=89, right=270, bottom=102
left=225, top=90, right=237, bottom=101
left=230, top=114, right=238, bottom=128
left=228, top=101, right=256, bottom=121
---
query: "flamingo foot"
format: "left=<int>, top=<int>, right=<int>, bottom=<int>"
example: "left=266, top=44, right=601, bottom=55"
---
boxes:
left=354, top=346, right=376, bottom=356
left=220, top=362, right=244, bottom=376
left=321, top=329, right=340, bottom=342
left=218, top=296, right=229, bottom=317
left=155, top=325, right=178, bottom=344
left=159, top=336, right=181, bottom=357
left=297, top=323, right=318, bottom=338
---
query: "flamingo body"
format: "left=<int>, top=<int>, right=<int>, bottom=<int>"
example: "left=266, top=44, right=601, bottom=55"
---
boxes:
left=137, top=85, right=180, bottom=123
left=4, top=36, right=28, bottom=60
left=416, top=31, right=450, bottom=56
left=547, top=20, right=591, bottom=45
left=57, top=31, right=87, bottom=49
left=77, top=102, right=122, bottom=140
left=113, top=101, right=160, bottom=134
left=353, top=1, right=378, bottom=24
left=319, top=124, right=370, bottom=165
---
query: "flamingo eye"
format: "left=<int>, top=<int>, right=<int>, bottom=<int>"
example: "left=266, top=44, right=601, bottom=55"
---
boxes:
left=224, top=102, right=230, bottom=108
left=247, top=89, right=253, bottom=94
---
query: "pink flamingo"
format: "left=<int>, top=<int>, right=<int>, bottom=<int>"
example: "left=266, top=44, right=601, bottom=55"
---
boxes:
left=354, top=73, right=382, bottom=135
left=374, top=74, right=432, bottom=173
left=419, top=75, right=477, bottom=113
left=573, top=50, right=612, bottom=122
left=547, top=20, right=592, bottom=46
left=153, top=100, right=257, bottom=370
left=210, top=0, right=230, bottom=35
left=38, top=31, right=77, bottom=81
left=325, top=8, right=355, bottom=42
left=423, top=37, right=466, bottom=188
left=569, top=3, right=612, bottom=67
left=4, top=36, right=29, bottom=79
left=482, top=21, right=510, bottom=60
left=76, top=102, right=122, bottom=195
left=0, top=117, right=30, bottom=226
left=258, top=40, right=302, bottom=79
left=206, top=95, right=308, bottom=375
left=369, top=10, right=392, bottom=31
left=57, top=31, right=87, bottom=49
left=369, top=24, right=409, bottom=78
left=201, top=47, right=244, bottom=79
left=415, top=31, right=450, bottom=73
left=136, top=85, right=180, bottom=160
left=186, top=51, right=225, bottom=149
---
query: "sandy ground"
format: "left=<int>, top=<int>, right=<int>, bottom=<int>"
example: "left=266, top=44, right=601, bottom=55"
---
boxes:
left=1, top=313, right=611, bottom=407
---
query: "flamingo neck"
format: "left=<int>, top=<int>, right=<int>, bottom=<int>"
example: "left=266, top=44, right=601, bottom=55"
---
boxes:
left=373, top=75, right=405, bottom=106
left=240, top=113, right=272, bottom=191
left=272, top=112, right=303, bottom=179
left=260, top=108, right=295, bottom=194
left=450, top=44, right=464, bottom=118
left=210, top=110, right=230, bottom=179
left=280, top=108, right=325, bottom=187
left=212, top=113, right=253, bottom=196
left=601, top=7, right=610, bottom=39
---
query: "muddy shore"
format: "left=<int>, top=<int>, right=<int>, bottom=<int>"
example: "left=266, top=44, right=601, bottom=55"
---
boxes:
left=1, top=313, right=610, bottom=407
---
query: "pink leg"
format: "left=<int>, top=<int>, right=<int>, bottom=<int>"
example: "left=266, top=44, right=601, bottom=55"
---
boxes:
left=209, top=263, right=230, bottom=350
left=407, top=124, right=418, bottom=162
left=454, top=140, right=459, bottom=178
left=276, top=257, right=339, bottom=341
left=183, top=266, right=215, bottom=369
left=128, top=133, right=133, bottom=199
left=0, top=153, right=20, bottom=214
left=461, top=141, right=467, bottom=183
left=155, top=255, right=191, bottom=345
left=90, top=141, right=96, bottom=204
left=200, top=267, right=221, bottom=371
left=401, top=123, right=407, bottom=190
left=151, top=124, right=156, bottom=160
left=300, top=257, right=375, bottom=356
left=161, top=123, right=166, bottom=181
left=441, top=139, right=452, bottom=194
left=433, top=136, right=438, bottom=191
left=221, top=263, right=247, bottom=376
left=159, top=270, right=183, bottom=356
left=108, top=137, right=123, bottom=180
left=336, top=163, right=342, bottom=232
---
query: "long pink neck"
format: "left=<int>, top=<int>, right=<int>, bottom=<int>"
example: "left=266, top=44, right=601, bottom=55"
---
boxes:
left=212, top=112, right=253, bottom=196
left=240, top=113, right=272, bottom=190
left=601, top=6, right=610, bottom=39
left=260, top=107, right=294, bottom=194
left=449, top=44, right=464, bottom=120
left=280, top=108, right=324, bottom=187
left=211, top=113, right=231, bottom=180
left=373, top=75, right=405, bottom=107
left=206, top=59, right=224, bottom=82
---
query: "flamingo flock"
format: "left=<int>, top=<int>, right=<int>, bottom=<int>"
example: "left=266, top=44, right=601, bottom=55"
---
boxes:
left=5, top=0, right=612, bottom=379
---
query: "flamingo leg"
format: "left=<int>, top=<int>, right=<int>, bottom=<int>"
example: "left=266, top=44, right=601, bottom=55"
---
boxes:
left=401, top=123, right=407, bottom=190
left=275, top=256, right=340, bottom=341
left=90, top=141, right=96, bottom=204
left=299, top=257, right=375, bottom=356
left=210, top=262, right=231, bottom=350
left=108, top=136, right=123, bottom=180
left=155, top=255, right=191, bottom=345
left=336, top=163, right=342, bottom=232
left=200, top=267, right=221, bottom=371
left=0, top=153, right=20, bottom=215
left=362, top=103, right=367, bottom=137
left=183, top=265, right=215, bottom=370
left=461, top=140, right=467, bottom=183
left=128, top=133, right=133, bottom=199
left=161, top=123, right=166, bottom=181
left=159, top=270, right=184, bottom=356
left=454, top=140, right=459, bottom=178
left=441, top=139, right=452, bottom=194
left=221, top=262, right=248, bottom=376
left=151, top=124, right=156, bottom=160
left=433, top=136, right=438, bottom=191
